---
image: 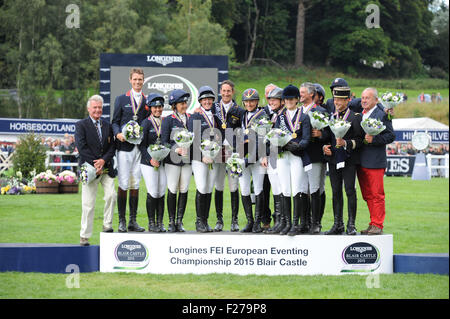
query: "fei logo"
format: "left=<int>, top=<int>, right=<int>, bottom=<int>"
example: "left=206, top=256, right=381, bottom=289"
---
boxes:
left=114, top=240, right=149, bottom=270
left=341, top=242, right=380, bottom=273
left=144, top=74, right=199, bottom=113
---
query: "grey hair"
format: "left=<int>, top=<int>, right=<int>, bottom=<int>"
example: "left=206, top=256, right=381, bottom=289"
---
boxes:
left=86, top=94, right=104, bottom=108
left=300, top=82, right=316, bottom=95
left=363, top=87, right=378, bottom=99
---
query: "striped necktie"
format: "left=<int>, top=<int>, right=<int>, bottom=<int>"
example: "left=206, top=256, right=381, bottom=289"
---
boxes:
left=95, top=120, right=102, bottom=143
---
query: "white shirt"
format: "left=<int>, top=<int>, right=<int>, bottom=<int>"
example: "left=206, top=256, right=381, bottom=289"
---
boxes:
left=302, top=102, right=314, bottom=114
left=287, top=108, right=298, bottom=120
left=131, top=89, right=142, bottom=105
left=201, top=107, right=214, bottom=124
left=362, top=105, right=377, bottom=120
left=222, top=101, right=233, bottom=114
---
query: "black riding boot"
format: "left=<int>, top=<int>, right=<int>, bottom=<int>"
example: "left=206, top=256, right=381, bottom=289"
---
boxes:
left=240, top=195, right=254, bottom=232
left=176, top=192, right=188, bottom=232
left=310, top=190, right=322, bottom=234
left=128, top=190, right=145, bottom=232
left=266, top=194, right=281, bottom=233
left=203, top=193, right=213, bottom=232
left=230, top=191, right=240, bottom=232
left=214, top=190, right=224, bottom=231
left=298, top=193, right=310, bottom=234
left=325, top=193, right=345, bottom=235
left=195, top=191, right=207, bottom=232
left=146, top=193, right=158, bottom=232
left=288, top=193, right=301, bottom=236
left=167, top=190, right=177, bottom=232
left=346, top=192, right=357, bottom=235
left=280, top=195, right=292, bottom=235
left=156, top=195, right=166, bottom=232
left=252, top=193, right=264, bottom=233
left=117, top=188, right=127, bottom=232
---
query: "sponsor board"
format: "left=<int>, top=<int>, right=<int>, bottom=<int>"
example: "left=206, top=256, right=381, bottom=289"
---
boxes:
left=100, top=233, right=393, bottom=275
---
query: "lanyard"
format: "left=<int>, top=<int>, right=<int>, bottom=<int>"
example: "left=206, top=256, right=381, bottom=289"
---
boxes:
left=149, top=115, right=161, bottom=137
left=130, top=90, right=142, bottom=121
left=173, top=112, right=188, bottom=129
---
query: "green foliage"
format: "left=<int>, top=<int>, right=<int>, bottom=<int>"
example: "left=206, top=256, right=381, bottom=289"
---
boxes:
left=11, top=132, right=47, bottom=179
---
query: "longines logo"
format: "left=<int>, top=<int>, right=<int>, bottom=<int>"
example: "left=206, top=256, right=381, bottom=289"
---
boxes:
left=147, top=82, right=184, bottom=94
left=146, top=55, right=183, bottom=66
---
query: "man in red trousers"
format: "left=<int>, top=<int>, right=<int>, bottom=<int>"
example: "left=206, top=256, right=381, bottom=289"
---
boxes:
left=357, top=88, right=395, bottom=235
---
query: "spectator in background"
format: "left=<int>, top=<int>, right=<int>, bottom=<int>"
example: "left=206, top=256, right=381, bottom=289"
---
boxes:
left=436, top=93, right=442, bottom=103
left=406, top=143, right=416, bottom=156
left=402, top=93, right=408, bottom=102
left=418, top=92, right=425, bottom=103
left=60, top=138, right=75, bottom=171
left=431, top=93, right=436, bottom=103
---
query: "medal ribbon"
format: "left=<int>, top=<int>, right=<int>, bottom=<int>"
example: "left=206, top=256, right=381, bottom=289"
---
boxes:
left=303, top=103, right=314, bottom=115
left=286, top=108, right=301, bottom=133
left=219, top=100, right=227, bottom=126
left=200, top=107, right=215, bottom=130
left=245, top=109, right=264, bottom=130
left=173, top=112, right=188, bottom=129
left=130, top=90, right=142, bottom=119
left=149, top=115, right=161, bottom=137
left=335, top=108, right=350, bottom=121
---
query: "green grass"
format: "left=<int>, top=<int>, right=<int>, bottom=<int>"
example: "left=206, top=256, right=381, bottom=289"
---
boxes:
left=0, top=176, right=448, bottom=299
left=0, top=272, right=447, bottom=299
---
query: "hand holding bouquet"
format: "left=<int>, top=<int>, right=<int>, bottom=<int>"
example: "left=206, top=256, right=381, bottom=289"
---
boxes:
left=380, top=92, right=402, bottom=119
left=200, top=139, right=221, bottom=169
left=148, top=144, right=171, bottom=170
left=122, top=120, right=143, bottom=144
left=360, top=118, right=386, bottom=144
left=329, top=118, right=351, bottom=148
left=79, top=163, right=97, bottom=185
left=264, top=128, right=292, bottom=147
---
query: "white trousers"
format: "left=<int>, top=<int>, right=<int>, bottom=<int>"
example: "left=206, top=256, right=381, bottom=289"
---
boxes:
left=192, top=160, right=219, bottom=194
left=277, top=151, right=305, bottom=197
left=239, top=162, right=266, bottom=196
left=117, top=146, right=141, bottom=190
left=80, top=173, right=116, bottom=239
left=299, top=162, right=325, bottom=194
left=215, top=162, right=239, bottom=192
left=267, top=161, right=282, bottom=196
left=165, top=163, right=192, bottom=193
left=141, top=164, right=167, bottom=198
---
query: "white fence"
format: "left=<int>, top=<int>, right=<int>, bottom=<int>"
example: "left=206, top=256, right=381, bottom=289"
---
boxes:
left=45, top=151, right=78, bottom=169
left=0, top=151, right=13, bottom=173
left=426, top=154, right=449, bottom=178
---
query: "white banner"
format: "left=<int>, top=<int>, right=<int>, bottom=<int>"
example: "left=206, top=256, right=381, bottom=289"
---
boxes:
left=100, top=233, right=393, bottom=275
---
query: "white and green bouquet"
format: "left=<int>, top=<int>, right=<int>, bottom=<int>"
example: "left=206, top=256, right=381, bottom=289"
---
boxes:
left=173, top=128, right=195, bottom=149
left=329, top=118, right=351, bottom=148
left=226, top=153, right=245, bottom=178
left=380, top=92, right=403, bottom=109
left=251, top=117, right=273, bottom=136
left=147, top=144, right=171, bottom=171
left=122, top=120, right=143, bottom=144
left=264, top=128, right=292, bottom=147
left=360, top=118, right=386, bottom=144
left=308, top=111, right=329, bottom=130
left=79, top=162, right=97, bottom=185
left=200, top=139, right=221, bottom=170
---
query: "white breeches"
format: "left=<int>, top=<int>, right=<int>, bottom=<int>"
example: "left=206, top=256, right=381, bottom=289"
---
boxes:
left=239, top=162, right=266, bottom=196
left=117, top=146, right=141, bottom=190
left=165, top=163, right=192, bottom=194
left=140, top=164, right=167, bottom=198
left=276, top=151, right=305, bottom=197
left=192, top=160, right=219, bottom=194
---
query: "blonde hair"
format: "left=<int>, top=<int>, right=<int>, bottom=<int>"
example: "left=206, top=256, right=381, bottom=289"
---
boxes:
left=129, top=68, right=144, bottom=79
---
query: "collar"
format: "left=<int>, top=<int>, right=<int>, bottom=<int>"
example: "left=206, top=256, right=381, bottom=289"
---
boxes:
left=363, top=105, right=377, bottom=117
left=89, top=116, right=100, bottom=124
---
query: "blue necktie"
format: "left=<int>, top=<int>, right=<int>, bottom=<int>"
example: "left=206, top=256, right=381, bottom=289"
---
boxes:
left=95, top=120, right=102, bottom=142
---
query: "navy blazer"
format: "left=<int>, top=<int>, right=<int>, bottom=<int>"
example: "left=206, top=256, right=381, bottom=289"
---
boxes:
left=322, top=108, right=364, bottom=166
left=212, top=100, right=245, bottom=151
left=112, top=90, right=150, bottom=152
left=305, top=104, right=329, bottom=163
left=139, top=116, right=163, bottom=167
left=160, top=112, right=192, bottom=166
left=359, top=105, right=395, bottom=169
left=75, top=117, right=116, bottom=178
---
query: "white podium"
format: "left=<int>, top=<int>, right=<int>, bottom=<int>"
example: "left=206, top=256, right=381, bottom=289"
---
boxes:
left=100, top=232, right=393, bottom=276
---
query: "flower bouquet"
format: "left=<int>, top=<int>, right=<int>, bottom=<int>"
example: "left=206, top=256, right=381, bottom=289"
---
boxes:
left=122, top=120, right=144, bottom=144
left=57, top=170, right=78, bottom=184
left=308, top=111, right=329, bottom=130
left=360, top=118, right=386, bottom=144
left=380, top=92, right=402, bottom=119
left=200, top=139, right=221, bottom=170
left=79, top=162, right=97, bottom=185
left=147, top=144, right=171, bottom=171
left=173, top=128, right=195, bottom=149
left=251, top=117, right=273, bottom=136
left=226, top=153, right=245, bottom=178
left=329, top=118, right=351, bottom=148
left=264, top=128, right=292, bottom=147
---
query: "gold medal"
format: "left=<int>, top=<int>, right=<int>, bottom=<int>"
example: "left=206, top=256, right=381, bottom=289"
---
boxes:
left=292, top=132, right=297, bottom=138
left=222, top=123, right=227, bottom=129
